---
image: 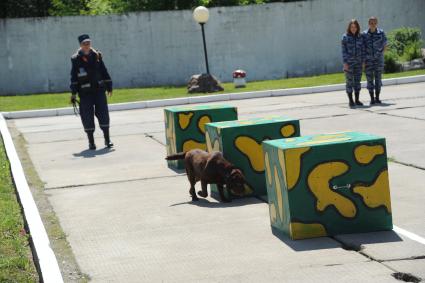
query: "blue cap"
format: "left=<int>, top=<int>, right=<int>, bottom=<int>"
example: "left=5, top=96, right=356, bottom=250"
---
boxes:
left=78, top=34, right=91, bottom=44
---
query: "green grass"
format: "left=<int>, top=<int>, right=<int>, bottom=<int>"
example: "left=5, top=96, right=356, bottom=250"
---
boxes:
left=1, top=69, right=424, bottom=112
left=0, top=136, right=38, bottom=282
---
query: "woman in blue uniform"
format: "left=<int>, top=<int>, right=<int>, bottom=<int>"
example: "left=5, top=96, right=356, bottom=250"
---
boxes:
left=341, top=19, right=365, bottom=107
left=70, top=34, right=114, bottom=150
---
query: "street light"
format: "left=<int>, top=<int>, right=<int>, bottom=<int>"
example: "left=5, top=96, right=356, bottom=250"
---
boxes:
left=188, top=6, right=223, bottom=93
left=193, top=6, right=210, bottom=74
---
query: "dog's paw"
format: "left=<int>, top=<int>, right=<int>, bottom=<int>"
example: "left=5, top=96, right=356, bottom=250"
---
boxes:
left=191, top=196, right=199, bottom=202
left=197, top=190, right=208, bottom=198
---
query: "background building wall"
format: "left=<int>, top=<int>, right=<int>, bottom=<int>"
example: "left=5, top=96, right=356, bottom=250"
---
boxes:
left=0, top=0, right=424, bottom=95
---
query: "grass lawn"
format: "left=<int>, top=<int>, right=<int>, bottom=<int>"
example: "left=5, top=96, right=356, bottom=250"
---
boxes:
left=0, top=69, right=424, bottom=112
left=0, top=136, right=38, bottom=282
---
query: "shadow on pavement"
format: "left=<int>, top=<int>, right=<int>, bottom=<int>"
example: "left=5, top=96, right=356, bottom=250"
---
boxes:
left=271, top=227, right=341, bottom=251
left=271, top=228, right=403, bottom=252
left=351, top=104, right=372, bottom=109
left=344, top=102, right=396, bottom=109
left=368, top=102, right=396, bottom=108
left=73, top=147, right=115, bottom=158
left=334, top=230, right=403, bottom=245
left=169, top=197, right=261, bottom=208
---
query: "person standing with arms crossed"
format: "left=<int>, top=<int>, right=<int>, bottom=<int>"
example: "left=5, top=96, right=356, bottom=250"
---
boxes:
left=363, top=17, right=387, bottom=105
left=342, top=19, right=365, bottom=107
left=70, top=34, right=114, bottom=150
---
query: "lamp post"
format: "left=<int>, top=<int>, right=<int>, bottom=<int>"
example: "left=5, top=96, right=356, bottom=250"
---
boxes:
left=193, top=6, right=210, bottom=74
left=188, top=6, right=223, bottom=93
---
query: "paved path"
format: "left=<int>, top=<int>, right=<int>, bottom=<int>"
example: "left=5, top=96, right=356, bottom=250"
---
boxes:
left=9, top=82, right=425, bottom=282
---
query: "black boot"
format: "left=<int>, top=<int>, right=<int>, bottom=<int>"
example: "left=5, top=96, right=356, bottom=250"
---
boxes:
left=102, top=128, right=114, bottom=148
left=347, top=93, right=355, bottom=108
left=375, top=91, right=382, bottom=104
left=87, top=132, right=96, bottom=150
left=369, top=91, right=376, bottom=105
left=354, top=91, right=363, bottom=106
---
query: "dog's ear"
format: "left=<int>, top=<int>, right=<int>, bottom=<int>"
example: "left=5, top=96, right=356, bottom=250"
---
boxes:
left=230, top=168, right=245, bottom=181
left=232, top=168, right=246, bottom=182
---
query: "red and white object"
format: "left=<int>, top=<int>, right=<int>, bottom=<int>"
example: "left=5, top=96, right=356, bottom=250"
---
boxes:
left=233, top=69, right=246, bottom=88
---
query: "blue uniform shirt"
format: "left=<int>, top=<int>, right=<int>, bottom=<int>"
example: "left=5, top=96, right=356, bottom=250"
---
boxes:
left=362, top=28, right=387, bottom=61
left=341, top=33, right=365, bottom=65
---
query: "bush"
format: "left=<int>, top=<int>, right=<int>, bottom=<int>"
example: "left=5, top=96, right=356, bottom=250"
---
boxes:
left=403, top=41, right=423, bottom=61
left=387, top=27, right=423, bottom=57
left=384, top=49, right=402, bottom=73
left=385, top=27, right=423, bottom=73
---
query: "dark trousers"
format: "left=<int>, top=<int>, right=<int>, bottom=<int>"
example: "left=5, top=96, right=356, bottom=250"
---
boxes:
left=79, top=89, right=110, bottom=133
left=344, top=62, right=362, bottom=94
left=365, top=58, right=384, bottom=93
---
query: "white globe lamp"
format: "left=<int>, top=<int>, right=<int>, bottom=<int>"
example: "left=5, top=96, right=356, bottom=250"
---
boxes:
left=193, top=6, right=209, bottom=24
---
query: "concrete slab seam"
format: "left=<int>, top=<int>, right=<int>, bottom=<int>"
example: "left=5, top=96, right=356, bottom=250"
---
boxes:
left=394, top=225, right=425, bottom=246
left=0, top=114, right=63, bottom=283
left=1, top=75, right=424, bottom=119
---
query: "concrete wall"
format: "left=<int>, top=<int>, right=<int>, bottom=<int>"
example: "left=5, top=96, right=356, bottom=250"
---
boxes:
left=0, top=0, right=424, bottom=95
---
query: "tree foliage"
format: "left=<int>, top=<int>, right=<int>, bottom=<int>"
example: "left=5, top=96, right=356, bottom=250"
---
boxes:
left=1, top=0, right=300, bottom=18
left=1, top=0, right=50, bottom=18
left=384, top=27, right=423, bottom=73
left=387, top=27, right=422, bottom=57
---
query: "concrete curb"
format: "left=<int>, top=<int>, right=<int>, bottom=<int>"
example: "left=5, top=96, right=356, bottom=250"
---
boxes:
left=0, top=114, right=63, bottom=283
left=2, top=74, right=424, bottom=119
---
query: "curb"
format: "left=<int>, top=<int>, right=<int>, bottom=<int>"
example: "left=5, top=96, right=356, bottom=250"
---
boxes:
left=0, top=114, right=63, bottom=283
left=2, top=74, right=424, bottom=119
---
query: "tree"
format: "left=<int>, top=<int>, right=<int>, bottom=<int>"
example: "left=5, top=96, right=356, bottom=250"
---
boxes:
left=49, top=0, right=87, bottom=16
left=0, top=0, right=304, bottom=18
left=1, top=0, right=50, bottom=18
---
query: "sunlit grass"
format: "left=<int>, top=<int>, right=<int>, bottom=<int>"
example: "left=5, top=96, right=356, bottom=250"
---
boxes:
left=0, top=69, right=424, bottom=112
left=0, top=137, right=38, bottom=281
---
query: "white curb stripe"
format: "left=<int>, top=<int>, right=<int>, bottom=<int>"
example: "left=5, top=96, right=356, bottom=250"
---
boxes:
left=0, top=114, right=63, bottom=283
left=2, top=75, right=425, bottom=119
left=394, top=225, right=425, bottom=246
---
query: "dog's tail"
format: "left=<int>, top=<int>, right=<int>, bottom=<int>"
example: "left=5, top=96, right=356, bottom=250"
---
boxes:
left=165, top=152, right=187, bottom=160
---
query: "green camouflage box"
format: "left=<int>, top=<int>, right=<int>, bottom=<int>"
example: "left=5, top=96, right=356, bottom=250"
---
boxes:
left=262, top=132, right=392, bottom=240
left=205, top=116, right=300, bottom=199
left=164, top=104, right=237, bottom=169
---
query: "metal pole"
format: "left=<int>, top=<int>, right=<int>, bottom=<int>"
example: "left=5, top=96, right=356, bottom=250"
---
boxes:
left=200, top=23, right=210, bottom=74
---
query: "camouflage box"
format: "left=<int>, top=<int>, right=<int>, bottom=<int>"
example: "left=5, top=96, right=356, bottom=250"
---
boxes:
left=262, top=132, right=392, bottom=240
left=164, top=104, right=237, bottom=169
left=205, top=116, right=300, bottom=199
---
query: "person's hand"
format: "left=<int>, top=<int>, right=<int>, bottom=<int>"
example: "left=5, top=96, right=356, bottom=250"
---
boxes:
left=343, top=63, right=349, bottom=72
left=107, top=91, right=113, bottom=97
left=70, top=94, right=77, bottom=104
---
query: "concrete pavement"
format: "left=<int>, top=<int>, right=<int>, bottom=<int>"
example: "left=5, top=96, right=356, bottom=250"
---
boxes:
left=8, top=82, right=425, bottom=282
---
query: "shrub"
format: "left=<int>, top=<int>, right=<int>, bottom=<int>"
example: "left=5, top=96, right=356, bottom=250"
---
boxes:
left=385, top=27, right=423, bottom=73
left=387, top=27, right=423, bottom=57
left=384, top=49, right=402, bottom=73
left=402, top=41, right=422, bottom=61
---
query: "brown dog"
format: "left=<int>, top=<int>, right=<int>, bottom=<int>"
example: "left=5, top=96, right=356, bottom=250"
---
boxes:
left=166, top=149, right=246, bottom=202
